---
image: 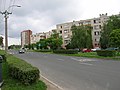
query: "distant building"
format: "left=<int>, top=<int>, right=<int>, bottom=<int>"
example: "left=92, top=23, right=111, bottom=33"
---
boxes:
left=21, top=30, right=32, bottom=47
left=30, top=32, right=46, bottom=44
left=56, top=13, right=109, bottom=48
left=30, top=29, right=57, bottom=44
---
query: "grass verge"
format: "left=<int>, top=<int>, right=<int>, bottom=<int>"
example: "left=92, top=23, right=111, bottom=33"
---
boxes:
left=33, top=49, right=120, bottom=60
left=0, top=50, right=47, bottom=90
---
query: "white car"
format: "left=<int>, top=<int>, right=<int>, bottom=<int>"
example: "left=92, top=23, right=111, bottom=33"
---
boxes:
left=19, top=49, right=25, bottom=54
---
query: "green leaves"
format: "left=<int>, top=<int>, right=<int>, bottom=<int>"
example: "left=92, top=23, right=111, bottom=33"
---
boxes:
left=0, top=36, right=3, bottom=46
left=100, top=15, right=120, bottom=49
left=70, top=25, right=92, bottom=49
left=7, top=55, right=40, bottom=85
left=109, top=29, right=120, bottom=48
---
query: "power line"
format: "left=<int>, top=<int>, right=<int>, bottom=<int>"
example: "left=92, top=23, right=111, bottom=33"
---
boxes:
left=11, top=0, right=16, bottom=12
left=3, top=0, right=6, bottom=10
left=0, top=0, right=3, bottom=11
left=8, top=0, right=13, bottom=12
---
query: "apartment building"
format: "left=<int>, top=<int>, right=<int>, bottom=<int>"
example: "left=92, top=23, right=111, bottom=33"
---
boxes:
left=30, top=32, right=46, bottom=44
left=56, top=13, right=109, bottom=48
left=30, top=29, right=57, bottom=44
left=21, top=30, right=32, bottom=47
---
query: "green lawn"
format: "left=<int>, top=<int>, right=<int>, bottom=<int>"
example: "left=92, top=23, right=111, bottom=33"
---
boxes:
left=32, top=49, right=120, bottom=60
left=62, top=52, right=120, bottom=60
left=0, top=50, right=47, bottom=90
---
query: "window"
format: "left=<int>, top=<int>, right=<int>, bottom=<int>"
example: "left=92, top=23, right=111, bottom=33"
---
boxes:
left=64, top=30, right=68, bottom=33
left=60, top=30, right=62, bottom=34
left=60, top=26, right=62, bottom=29
left=94, top=32, right=96, bottom=35
left=95, top=43, right=97, bottom=46
left=95, top=38, right=99, bottom=42
left=94, top=20, right=96, bottom=23
left=95, top=39, right=96, bottom=41
left=94, top=31, right=100, bottom=35
left=99, top=25, right=101, bottom=29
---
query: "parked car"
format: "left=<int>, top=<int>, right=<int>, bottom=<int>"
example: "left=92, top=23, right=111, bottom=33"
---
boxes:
left=19, top=49, right=25, bottom=54
left=82, top=48, right=92, bottom=53
left=91, top=47, right=101, bottom=52
left=91, top=48, right=97, bottom=52
left=105, top=47, right=118, bottom=51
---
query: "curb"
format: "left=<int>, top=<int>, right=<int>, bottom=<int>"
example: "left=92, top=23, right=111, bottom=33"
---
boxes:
left=40, top=74, right=63, bottom=90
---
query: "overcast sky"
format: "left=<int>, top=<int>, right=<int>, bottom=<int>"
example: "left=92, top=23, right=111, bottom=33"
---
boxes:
left=0, top=0, right=120, bottom=45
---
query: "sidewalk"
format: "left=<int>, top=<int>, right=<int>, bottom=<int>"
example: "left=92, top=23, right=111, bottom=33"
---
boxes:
left=40, top=75, right=62, bottom=90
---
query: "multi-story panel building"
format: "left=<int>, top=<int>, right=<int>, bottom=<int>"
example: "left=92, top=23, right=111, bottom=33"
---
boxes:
left=56, top=13, right=109, bottom=48
left=30, top=32, right=46, bottom=44
left=21, top=30, right=32, bottom=47
left=30, top=29, right=57, bottom=44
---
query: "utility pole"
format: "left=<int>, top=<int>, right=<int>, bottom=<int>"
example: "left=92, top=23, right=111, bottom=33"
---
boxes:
left=0, top=10, right=12, bottom=53
left=0, top=5, right=21, bottom=53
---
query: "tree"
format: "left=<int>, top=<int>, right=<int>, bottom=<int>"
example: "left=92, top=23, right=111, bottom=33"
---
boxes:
left=36, top=39, right=47, bottom=50
left=109, top=29, right=120, bottom=48
left=35, top=32, right=63, bottom=50
left=46, top=32, right=63, bottom=50
left=0, top=36, right=3, bottom=46
left=70, top=25, right=92, bottom=49
left=100, top=15, right=120, bottom=49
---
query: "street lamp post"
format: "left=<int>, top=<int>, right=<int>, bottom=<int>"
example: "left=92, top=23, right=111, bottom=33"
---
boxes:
left=0, top=5, right=21, bottom=53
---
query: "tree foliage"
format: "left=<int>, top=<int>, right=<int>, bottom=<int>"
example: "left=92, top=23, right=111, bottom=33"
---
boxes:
left=0, top=36, right=3, bottom=46
left=109, top=29, right=120, bottom=48
left=70, top=25, right=92, bottom=49
left=100, top=15, right=120, bottom=49
left=36, top=32, right=63, bottom=50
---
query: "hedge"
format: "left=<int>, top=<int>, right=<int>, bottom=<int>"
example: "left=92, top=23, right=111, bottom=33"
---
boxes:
left=96, top=50, right=116, bottom=57
left=35, top=49, right=52, bottom=52
left=53, top=49, right=78, bottom=54
left=0, top=50, right=6, bottom=62
left=7, top=55, right=39, bottom=85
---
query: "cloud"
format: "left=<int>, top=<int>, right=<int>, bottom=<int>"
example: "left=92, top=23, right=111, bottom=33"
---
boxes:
left=0, top=0, right=120, bottom=46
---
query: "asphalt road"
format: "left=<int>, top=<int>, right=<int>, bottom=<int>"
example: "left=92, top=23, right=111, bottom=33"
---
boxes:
left=9, top=50, right=120, bottom=90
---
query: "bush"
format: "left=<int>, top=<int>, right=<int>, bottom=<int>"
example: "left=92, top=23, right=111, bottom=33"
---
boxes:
left=35, top=49, right=52, bottom=52
left=0, top=50, right=6, bottom=62
left=0, top=54, right=6, bottom=62
left=96, top=50, right=116, bottom=57
left=7, top=55, right=39, bottom=85
left=53, top=49, right=78, bottom=54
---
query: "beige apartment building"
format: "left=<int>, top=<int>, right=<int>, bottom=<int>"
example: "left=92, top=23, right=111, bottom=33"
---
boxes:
left=30, top=32, right=46, bottom=44
left=30, top=29, right=57, bottom=44
left=56, top=13, right=109, bottom=48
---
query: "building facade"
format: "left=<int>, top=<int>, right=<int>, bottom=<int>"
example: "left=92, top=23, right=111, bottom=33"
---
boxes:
left=56, top=13, right=109, bottom=48
left=30, top=29, right=57, bottom=44
left=21, top=30, right=32, bottom=47
left=30, top=32, right=46, bottom=44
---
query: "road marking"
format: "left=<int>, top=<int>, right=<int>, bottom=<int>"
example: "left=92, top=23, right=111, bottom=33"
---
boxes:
left=70, top=57, right=78, bottom=61
left=71, top=57, right=97, bottom=62
left=79, top=62, right=93, bottom=66
left=79, top=59, right=97, bottom=62
left=40, top=74, right=63, bottom=90
left=57, top=58, right=64, bottom=61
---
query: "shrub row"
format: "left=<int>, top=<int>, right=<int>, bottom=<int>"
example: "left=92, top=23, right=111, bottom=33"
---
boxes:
left=0, top=50, right=6, bottom=62
left=53, top=49, right=78, bottom=54
left=96, top=50, right=116, bottom=57
left=35, top=49, right=52, bottom=52
left=7, top=55, right=40, bottom=85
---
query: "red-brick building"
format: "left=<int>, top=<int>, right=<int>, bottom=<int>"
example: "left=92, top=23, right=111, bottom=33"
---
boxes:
left=21, top=30, right=32, bottom=47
